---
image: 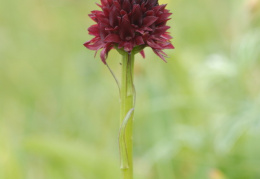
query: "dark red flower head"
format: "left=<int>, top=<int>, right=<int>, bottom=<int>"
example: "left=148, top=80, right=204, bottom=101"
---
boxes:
left=84, top=0, right=174, bottom=64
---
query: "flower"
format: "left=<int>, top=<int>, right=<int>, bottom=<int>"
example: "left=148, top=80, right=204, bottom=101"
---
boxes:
left=84, top=0, right=174, bottom=64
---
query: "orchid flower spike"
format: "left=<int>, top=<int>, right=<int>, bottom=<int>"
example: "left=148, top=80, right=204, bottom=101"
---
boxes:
left=84, top=0, right=174, bottom=64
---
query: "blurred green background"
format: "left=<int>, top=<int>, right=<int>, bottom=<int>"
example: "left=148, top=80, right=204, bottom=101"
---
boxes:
left=1, top=0, right=260, bottom=178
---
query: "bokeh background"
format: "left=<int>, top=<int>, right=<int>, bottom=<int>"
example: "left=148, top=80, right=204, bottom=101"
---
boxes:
left=1, top=0, right=260, bottom=178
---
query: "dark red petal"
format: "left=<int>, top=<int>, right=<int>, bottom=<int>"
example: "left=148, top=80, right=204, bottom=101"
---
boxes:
left=153, top=4, right=167, bottom=13
left=142, top=16, right=158, bottom=27
left=99, top=24, right=109, bottom=40
left=132, top=4, right=142, bottom=26
left=107, top=0, right=113, bottom=6
left=88, top=24, right=99, bottom=36
left=89, top=10, right=103, bottom=22
left=96, top=3, right=102, bottom=8
left=109, top=6, right=120, bottom=26
left=156, top=13, right=172, bottom=24
left=146, top=0, right=158, bottom=7
left=153, top=26, right=170, bottom=36
left=153, top=49, right=167, bottom=62
left=104, top=34, right=121, bottom=43
left=141, top=2, right=146, bottom=12
left=89, top=14, right=97, bottom=22
left=135, top=36, right=145, bottom=45
left=150, top=36, right=162, bottom=41
left=113, top=0, right=121, bottom=10
left=145, top=10, right=155, bottom=16
left=90, top=10, right=102, bottom=16
left=122, top=0, right=131, bottom=12
left=140, top=50, right=145, bottom=58
left=147, top=39, right=162, bottom=49
left=163, top=43, right=175, bottom=49
left=96, top=15, right=110, bottom=25
left=120, top=10, right=128, bottom=17
left=84, top=37, right=104, bottom=50
left=147, top=0, right=159, bottom=9
left=119, top=14, right=134, bottom=40
left=101, top=0, right=110, bottom=7
left=100, top=48, right=107, bottom=64
left=100, top=43, right=113, bottom=64
left=103, top=7, right=110, bottom=17
left=161, top=33, right=173, bottom=40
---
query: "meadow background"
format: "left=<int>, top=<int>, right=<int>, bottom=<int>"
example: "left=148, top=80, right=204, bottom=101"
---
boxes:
left=1, top=0, right=260, bottom=178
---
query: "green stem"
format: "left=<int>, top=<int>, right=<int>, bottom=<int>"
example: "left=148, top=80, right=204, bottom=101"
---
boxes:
left=119, top=52, right=135, bottom=179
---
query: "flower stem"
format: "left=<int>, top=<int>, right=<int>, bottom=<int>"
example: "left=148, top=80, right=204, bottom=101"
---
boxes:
left=119, top=52, right=135, bottom=179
